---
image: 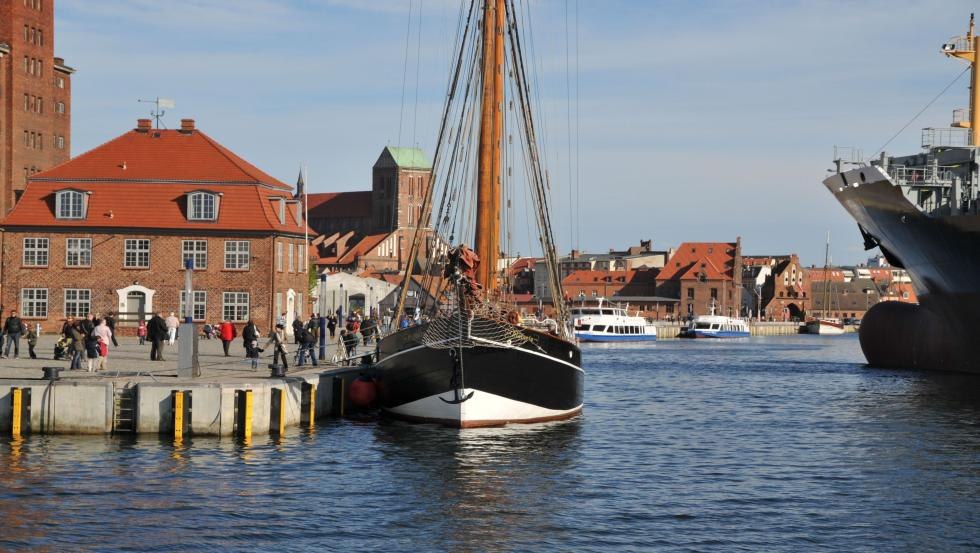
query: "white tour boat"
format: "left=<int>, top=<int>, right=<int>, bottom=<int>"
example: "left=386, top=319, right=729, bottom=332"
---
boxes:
left=679, top=303, right=750, bottom=338
left=570, top=299, right=657, bottom=342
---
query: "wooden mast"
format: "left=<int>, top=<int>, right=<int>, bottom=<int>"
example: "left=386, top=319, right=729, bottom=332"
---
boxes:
left=474, top=0, right=504, bottom=290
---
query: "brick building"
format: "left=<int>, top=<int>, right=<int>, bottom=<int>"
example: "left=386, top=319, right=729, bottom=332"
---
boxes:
left=309, top=146, right=435, bottom=273
left=742, top=254, right=809, bottom=320
left=0, top=118, right=310, bottom=333
left=0, top=0, right=74, bottom=216
left=656, top=240, right=742, bottom=318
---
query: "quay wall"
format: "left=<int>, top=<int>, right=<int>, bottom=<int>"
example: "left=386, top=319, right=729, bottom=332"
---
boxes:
left=0, top=372, right=340, bottom=437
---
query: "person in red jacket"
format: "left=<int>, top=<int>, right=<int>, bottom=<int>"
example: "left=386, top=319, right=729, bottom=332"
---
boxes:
left=219, top=320, right=237, bottom=357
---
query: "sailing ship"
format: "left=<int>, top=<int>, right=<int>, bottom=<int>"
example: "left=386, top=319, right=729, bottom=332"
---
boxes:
left=824, top=14, right=980, bottom=371
left=372, top=0, right=584, bottom=427
left=804, top=233, right=845, bottom=335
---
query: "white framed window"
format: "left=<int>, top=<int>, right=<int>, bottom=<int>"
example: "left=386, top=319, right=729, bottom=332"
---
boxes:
left=56, top=101, right=65, bottom=114
left=275, top=292, right=282, bottom=318
left=21, top=288, right=47, bottom=318
left=277, top=242, right=283, bottom=272
left=64, top=289, right=91, bottom=318
left=222, top=292, right=249, bottom=322
left=179, top=290, right=207, bottom=321
left=56, top=135, right=64, bottom=149
left=188, top=192, right=217, bottom=221
left=23, top=237, right=49, bottom=266
left=57, top=76, right=64, bottom=88
left=296, top=292, right=303, bottom=319
left=224, top=240, right=250, bottom=270
left=66, top=237, right=92, bottom=267
left=288, top=243, right=295, bottom=272
left=124, top=239, right=150, bottom=268
left=55, top=190, right=85, bottom=219
left=182, top=240, right=208, bottom=270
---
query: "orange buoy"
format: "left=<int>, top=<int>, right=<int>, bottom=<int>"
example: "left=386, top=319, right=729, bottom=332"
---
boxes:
left=348, top=376, right=378, bottom=409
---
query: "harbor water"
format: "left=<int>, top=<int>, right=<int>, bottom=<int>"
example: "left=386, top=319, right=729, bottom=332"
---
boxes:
left=2, top=335, right=980, bottom=551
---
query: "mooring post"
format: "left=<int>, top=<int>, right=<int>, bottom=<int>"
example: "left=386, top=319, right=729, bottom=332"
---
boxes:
left=236, top=389, right=253, bottom=442
left=271, top=388, right=286, bottom=436
left=301, top=382, right=316, bottom=429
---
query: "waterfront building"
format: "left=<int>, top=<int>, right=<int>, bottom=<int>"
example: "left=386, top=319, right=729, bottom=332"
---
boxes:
left=533, top=240, right=671, bottom=300
left=810, top=279, right=881, bottom=321
left=0, top=0, right=74, bottom=216
left=0, top=118, right=311, bottom=333
left=308, top=146, right=440, bottom=273
left=741, top=254, right=809, bottom=320
left=318, top=271, right=397, bottom=317
left=656, top=240, right=743, bottom=318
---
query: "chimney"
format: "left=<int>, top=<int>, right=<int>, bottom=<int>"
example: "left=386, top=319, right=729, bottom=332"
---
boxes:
left=136, top=119, right=152, bottom=132
left=179, top=119, right=196, bottom=134
left=570, top=249, right=580, bottom=259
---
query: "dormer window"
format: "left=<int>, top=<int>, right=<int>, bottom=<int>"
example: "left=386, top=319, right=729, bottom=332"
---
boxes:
left=188, top=192, right=218, bottom=221
left=55, top=190, right=86, bottom=219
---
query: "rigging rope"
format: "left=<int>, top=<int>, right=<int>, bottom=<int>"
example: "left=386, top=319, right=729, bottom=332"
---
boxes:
left=870, top=66, right=970, bottom=159
left=397, top=0, right=415, bottom=147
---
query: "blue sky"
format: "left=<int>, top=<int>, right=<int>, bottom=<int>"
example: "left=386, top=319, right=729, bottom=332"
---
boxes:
left=57, top=0, right=978, bottom=266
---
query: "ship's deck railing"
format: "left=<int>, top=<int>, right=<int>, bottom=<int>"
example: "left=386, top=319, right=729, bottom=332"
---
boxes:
left=833, top=145, right=864, bottom=164
left=952, top=108, right=971, bottom=125
left=943, top=35, right=975, bottom=53
left=888, top=165, right=956, bottom=188
left=921, top=127, right=970, bottom=148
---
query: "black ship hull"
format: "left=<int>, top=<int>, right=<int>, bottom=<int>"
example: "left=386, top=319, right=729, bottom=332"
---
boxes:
left=374, top=319, right=584, bottom=427
left=825, top=166, right=980, bottom=373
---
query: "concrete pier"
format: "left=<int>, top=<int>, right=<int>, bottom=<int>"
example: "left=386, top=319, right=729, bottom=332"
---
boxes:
left=0, top=335, right=366, bottom=436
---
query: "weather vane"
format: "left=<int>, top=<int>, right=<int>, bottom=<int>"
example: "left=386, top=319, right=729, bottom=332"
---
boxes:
left=137, top=97, right=175, bottom=129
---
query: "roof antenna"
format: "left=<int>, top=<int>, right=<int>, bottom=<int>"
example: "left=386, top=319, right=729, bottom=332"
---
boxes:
left=137, top=97, right=175, bottom=129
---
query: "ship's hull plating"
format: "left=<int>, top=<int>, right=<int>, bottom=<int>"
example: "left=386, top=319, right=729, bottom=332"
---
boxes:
left=824, top=166, right=980, bottom=372
left=374, top=320, right=584, bottom=427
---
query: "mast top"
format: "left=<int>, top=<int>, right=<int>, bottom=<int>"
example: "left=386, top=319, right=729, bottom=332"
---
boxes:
left=942, top=14, right=980, bottom=146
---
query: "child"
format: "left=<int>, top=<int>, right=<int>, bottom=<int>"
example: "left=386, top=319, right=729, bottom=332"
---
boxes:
left=137, top=320, right=147, bottom=345
left=26, top=325, right=38, bottom=359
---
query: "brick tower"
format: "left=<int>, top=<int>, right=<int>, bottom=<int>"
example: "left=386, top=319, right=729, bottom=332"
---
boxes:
left=0, top=0, right=74, bottom=216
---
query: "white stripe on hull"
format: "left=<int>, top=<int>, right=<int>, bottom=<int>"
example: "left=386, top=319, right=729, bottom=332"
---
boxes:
left=385, top=388, right=583, bottom=428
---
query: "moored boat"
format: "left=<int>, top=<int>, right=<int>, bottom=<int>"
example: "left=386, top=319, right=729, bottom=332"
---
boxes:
left=372, top=0, right=583, bottom=427
left=571, top=299, right=657, bottom=342
left=679, top=312, right=750, bottom=338
left=804, top=319, right=845, bottom=335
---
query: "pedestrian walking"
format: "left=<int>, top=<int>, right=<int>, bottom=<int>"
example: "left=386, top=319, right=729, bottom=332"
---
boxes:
left=265, top=323, right=289, bottom=371
left=219, top=320, right=237, bottom=356
left=327, top=315, right=337, bottom=338
left=341, top=329, right=357, bottom=365
left=93, top=319, right=112, bottom=371
left=2, top=310, right=24, bottom=358
left=165, top=312, right=179, bottom=345
left=149, top=312, right=168, bottom=361
left=292, top=317, right=304, bottom=345
left=26, top=325, right=38, bottom=359
left=105, top=313, right=119, bottom=347
left=82, top=314, right=95, bottom=338
left=137, top=320, right=147, bottom=345
left=69, top=321, right=85, bottom=370
left=297, top=326, right=318, bottom=367
left=242, top=319, right=260, bottom=370
left=84, top=329, right=100, bottom=372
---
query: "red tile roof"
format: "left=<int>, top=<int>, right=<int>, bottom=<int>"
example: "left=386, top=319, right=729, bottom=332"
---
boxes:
left=337, top=233, right=390, bottom=264
left=307, top=191, right=372, bottom=219
left=35, top=126, right=290, bottom=189
left=1, top=123, right=310, bottom=235
left=659, top=242, right=737, bottom=281
left=507, top=257, right=540, bottom=276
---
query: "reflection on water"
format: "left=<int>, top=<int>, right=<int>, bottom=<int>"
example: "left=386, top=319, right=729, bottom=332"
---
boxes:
left=1, top=335, right=979, bottom=551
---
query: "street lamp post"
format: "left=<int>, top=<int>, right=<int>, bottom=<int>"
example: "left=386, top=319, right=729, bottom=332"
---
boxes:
left=318, top=274, right=327, bottom=359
